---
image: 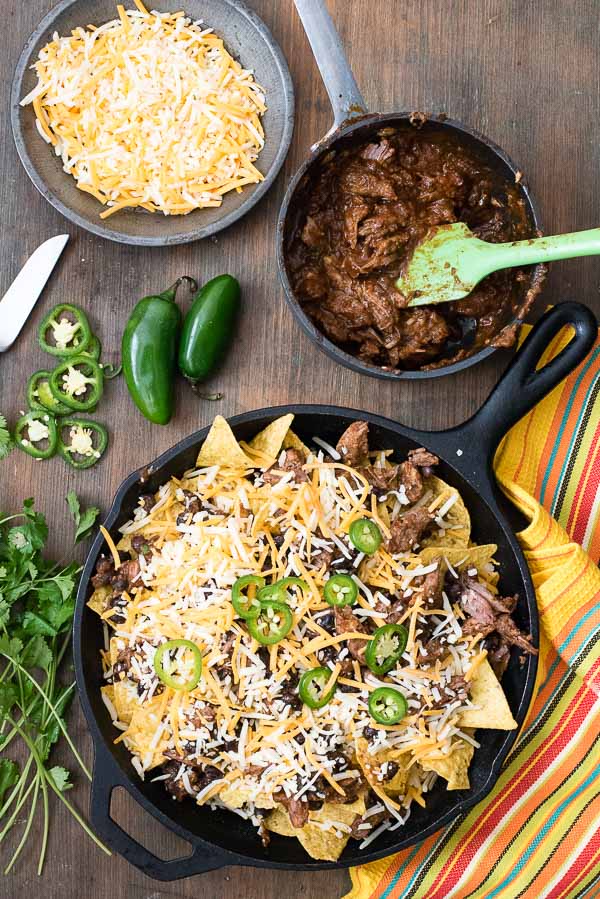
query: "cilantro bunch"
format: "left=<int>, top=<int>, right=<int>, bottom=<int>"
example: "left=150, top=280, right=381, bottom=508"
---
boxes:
left=0, top=494, right=109, bottom=873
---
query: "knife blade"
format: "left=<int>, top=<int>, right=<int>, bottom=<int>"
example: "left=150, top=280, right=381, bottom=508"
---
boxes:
left=0, top=235, right=69, bottom=352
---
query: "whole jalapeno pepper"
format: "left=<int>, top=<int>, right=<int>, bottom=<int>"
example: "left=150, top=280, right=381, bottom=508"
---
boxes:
left=122, top=277, right=197, bottom=425
left=178, top=275, right=240, bottom=387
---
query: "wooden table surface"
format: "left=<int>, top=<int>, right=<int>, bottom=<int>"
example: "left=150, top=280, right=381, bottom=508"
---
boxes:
left=1, top=0, right=599, bottom=896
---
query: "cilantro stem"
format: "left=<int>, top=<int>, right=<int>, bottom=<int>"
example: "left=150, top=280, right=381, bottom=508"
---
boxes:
left=0, top=771, right=36, bottom=843
left=4, top=775, right=39, bottom=874
left=37, top=768, right=49, bottom=876
left=0, top=654, right=91, bottom=780
left=0, top=754, right=33, bottom=821
left=6, top=716, right=110, bottom=862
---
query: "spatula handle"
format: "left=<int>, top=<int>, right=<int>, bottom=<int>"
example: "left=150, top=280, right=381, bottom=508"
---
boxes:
left=480, top=227, right=600, bottom=274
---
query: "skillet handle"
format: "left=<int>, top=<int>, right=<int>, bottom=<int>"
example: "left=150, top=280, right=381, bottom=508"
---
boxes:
left=89, top=752, right=230, bottom=881
left=457, top=302, right=597, bottom=462
left=293, top=0, right=367, bottom=135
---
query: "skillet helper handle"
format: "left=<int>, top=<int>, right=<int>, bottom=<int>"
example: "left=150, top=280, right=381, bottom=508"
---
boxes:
left=90, top=754, right=229, bottom=881
left=293, top=0, right=366, bottom=132
left=463, top=302, right=597, bottom=462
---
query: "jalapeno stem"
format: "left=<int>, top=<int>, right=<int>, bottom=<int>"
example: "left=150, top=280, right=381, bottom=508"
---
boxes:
left=160, top=277, right=198, bottom=303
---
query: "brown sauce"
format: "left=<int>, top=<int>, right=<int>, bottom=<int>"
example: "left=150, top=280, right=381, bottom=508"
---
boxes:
left=285, top=126, right=544, bottom=370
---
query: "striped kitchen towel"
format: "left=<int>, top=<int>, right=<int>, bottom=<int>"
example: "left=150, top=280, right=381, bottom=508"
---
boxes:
left=346, top=325, right=600, bottom=899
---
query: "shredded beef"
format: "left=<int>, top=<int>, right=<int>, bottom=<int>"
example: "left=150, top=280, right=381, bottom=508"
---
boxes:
left=360, top=464, right=400, bottom=496
left=455, top=576, right=538, bottom=663
left=263, top=448, right=309, bottom=484
left=334, top=606, right=369, bottom=664
left=336, top=421, right=370, bottom=466
left=407, top=447, right=439, bottom=473
left=288, top=128, right=539, bottom=371
left=273, top=791, right=309, bottom=828
left=91, top=556, right=115, bottom=588
left=350, top=808, right=387, bottom=839
left=387, top=508, right=434, bottom=553
left=427, top=675, right=468, bottom=710
left=398, top=461, right=424, bottom=503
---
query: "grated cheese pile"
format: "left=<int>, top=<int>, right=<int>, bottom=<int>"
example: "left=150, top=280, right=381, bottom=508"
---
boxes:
left=21, top=1, right=267, bottom=218
left=90, top=431, right=503, bottom=855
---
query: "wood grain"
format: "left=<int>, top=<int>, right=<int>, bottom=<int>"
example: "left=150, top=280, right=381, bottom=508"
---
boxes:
left=1, top=0, right=599, bottom=895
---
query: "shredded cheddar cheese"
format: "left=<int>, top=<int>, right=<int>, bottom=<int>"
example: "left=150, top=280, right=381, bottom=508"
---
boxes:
left=21, top=2, right=266, bottom=218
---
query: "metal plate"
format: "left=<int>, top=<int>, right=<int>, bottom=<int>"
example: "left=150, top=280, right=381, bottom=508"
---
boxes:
left=11, top=0, right=295, bottom=246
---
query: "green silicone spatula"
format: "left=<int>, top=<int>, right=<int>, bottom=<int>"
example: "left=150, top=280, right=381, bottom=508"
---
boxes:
left=396, top=222, right=600, bottom=307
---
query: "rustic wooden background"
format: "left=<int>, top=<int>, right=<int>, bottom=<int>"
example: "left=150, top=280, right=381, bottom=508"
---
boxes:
left=1, top=0, right=599, bottom=896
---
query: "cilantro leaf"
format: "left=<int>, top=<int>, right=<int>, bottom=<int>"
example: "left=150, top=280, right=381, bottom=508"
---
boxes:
left=67, top=490, right=100, bottom=544
left=47, top=766, right=72, bottom=792
left=0, top=414, right=13, bottom=461
left=0, top=683, right=18, bottom=718
left=21, top=635, right=53, bottom=673
left=0, top=495, right=108, bottom=871
left=0, top=759, right=19, bottom=804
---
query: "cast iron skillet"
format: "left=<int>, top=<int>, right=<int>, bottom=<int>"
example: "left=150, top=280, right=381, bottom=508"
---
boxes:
left=11, top=0, right=294, bottom=246
left=74, top=302, right=596, bottom=880
left=276, top=0, right=546, bottom=380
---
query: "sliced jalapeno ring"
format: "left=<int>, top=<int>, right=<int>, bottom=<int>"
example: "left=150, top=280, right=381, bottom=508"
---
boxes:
left=58, top=418, right=108, bottom=469
left=259, top=577, right=309, bottom=605
left=153, top=639, right=203, bottom=691
left=39, top=303, right=92, bottom=357
left=349, top=518, right=382, bottom=555
left=49, top=355, right=104, bottom=412
left=368, top=687, right=407, bottom=725
left=14, top=411, right=58, bottom=460
left=298, top=666, right=337, bottom=709
left=27, top=370, right=70, bottom=414
left=323, top=574, right=358, bottom=607
left=247, top=600, right=293, bottom=645
left=232, top=574, right=265, bottom=619
left=365, top=624, right=408, bottom=675
left=79, top=334, right=102, bottom=361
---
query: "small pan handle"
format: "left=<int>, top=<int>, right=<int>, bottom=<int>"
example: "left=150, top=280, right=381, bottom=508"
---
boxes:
left=90, top=751, right=231, bottom=881
left=453, top=302, right=597, bottom=464
left=293, top=0, right=367, bottom=135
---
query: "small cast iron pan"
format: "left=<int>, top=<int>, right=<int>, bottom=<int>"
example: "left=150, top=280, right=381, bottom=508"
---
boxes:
left=11, top=0, right=294, bottom=246
left=277, top=0, right=546, bottom=380
left=73, top=302, right=596, bottom=880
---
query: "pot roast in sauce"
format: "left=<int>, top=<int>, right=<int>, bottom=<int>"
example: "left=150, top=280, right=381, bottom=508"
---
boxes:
left=285, top=126, right=544, bottom=371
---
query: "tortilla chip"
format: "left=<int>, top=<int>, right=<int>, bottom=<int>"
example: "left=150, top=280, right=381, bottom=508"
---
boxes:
left=108, top=638, right=138, bottom=725
left=87, top=585, right=111, bottom=616
left=249, top=415, right=295, bottom=461
left=282, top=429, right=311, bottom=456
left=422, top=476, right=471, bottom=547
left=421, top=738, right=474, bottom=790
left=355, top=737, right=410, bottom=798
left=265, top=805, right=298, bottom=837
left=121, top=698, right=170, bottom=768
left=196, top=416, right=253, bottom=468
left=265, top=796, right=366, bottom=861
left=220, top=780, right=276, bottom=810
left=419, top=545, right=498, bottom=576
left=116, top=534, right=132, bottom=555
left=459, top=658, right=517, bottom=730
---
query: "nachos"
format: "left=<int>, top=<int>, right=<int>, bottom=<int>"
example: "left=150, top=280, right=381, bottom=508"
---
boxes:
left=89, top=415, right=536, bottom=860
